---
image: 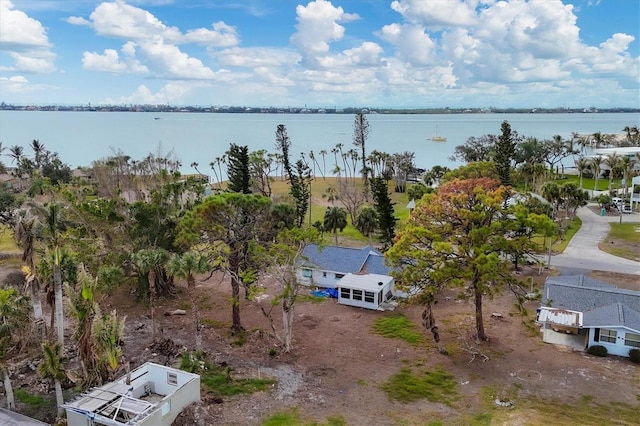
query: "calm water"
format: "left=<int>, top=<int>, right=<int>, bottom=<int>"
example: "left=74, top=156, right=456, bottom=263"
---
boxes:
left=0, top=111, right=638, bottom=173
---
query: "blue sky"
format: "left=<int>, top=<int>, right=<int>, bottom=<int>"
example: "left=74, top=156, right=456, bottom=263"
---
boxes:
left=1, top=0, right=638, bottom=108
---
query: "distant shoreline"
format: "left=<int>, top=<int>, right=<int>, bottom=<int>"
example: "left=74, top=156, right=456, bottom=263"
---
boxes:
left=1, top=105, right=639, bottom=115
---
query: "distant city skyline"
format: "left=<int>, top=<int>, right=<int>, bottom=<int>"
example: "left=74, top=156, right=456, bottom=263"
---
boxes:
left=1, top=0, right=638, bottom=109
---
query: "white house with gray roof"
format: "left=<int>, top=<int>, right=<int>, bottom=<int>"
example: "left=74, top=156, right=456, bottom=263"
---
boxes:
left=537, top=275, right=640, bottom=357
left=296, top=245, right=391, bottom=288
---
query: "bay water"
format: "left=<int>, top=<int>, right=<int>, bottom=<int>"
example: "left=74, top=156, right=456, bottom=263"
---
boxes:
left=0, top=111, right=638, bottom=174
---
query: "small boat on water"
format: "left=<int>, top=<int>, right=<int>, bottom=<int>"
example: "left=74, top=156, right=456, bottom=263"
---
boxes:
left=429, top=125, right=447, bottom=142
left=154, top=117, right=161, bottom=120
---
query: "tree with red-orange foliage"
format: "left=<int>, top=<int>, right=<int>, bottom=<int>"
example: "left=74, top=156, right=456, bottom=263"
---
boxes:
left=386, top=177, right=550, bottom=343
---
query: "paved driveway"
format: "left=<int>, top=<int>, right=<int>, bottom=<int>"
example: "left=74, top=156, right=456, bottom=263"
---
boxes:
left=550, top=205, right=640, bottom=275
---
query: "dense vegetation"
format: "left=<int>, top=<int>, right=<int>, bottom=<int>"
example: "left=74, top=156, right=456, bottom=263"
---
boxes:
left=0, top=119, right=637, bottom=423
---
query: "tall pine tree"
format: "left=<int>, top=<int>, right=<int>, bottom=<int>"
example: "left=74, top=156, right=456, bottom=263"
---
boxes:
left=494, top=121, right=516, bottom=187
left=275, top=125, right=310, bottom=227
left=370, top=177, right=397, bottom=250
left=226, top=143, right=251, bottom=193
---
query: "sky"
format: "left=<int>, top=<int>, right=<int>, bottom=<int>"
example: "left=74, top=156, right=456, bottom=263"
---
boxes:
left=0, top=0, right=639, bottom=109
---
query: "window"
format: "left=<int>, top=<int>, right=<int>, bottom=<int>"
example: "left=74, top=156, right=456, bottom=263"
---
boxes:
left=302, top=269, right=312, bottom=278
left=335, top=273, right=345, bottom=279
left=161, top=401, right=171, bottom=416
left=598, top=329, right=617, bottom=343
left=167, top=372, right=178, bottom=386
left=340, top=288, right=350, bottom=299
left=364, top=291, right=375, bottom=303
left=353, top=289, right=363, bottom=301
left=625, top=332, right=640, bottom=348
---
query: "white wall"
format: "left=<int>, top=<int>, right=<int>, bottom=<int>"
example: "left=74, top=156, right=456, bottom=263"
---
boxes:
left=541, top=326, right=587, bottom=351
left=587, top=327, right=638, bottom=357
left=296, top=268, right=344, bottom=288
left=338, top=282, right=391, bottom=310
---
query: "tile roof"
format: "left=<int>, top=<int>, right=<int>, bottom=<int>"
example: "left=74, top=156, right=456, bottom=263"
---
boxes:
left=299, top=245, right=391, bottom=276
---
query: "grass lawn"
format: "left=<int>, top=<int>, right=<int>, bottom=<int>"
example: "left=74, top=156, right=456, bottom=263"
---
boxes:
left=559, top=174, right=625, bottom=193
left=270, top=176, right=412, bottom=247
left=0, top=226, right=19, bottom=253
left=600, top=222, right=640, bottom=261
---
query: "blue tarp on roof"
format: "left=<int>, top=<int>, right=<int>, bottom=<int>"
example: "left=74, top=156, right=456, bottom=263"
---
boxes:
left=311, top=288, right=338, bottom=298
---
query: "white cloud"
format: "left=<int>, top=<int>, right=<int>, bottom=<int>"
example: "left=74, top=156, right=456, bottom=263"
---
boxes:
left=379, top=24, right=436, bottom=65
left=0, top=74, right=28, bottom=90
left=88, top=1, right=181, bottom=41
left=218, top=47, right=300, bottom=69
left=182, top=22, right=239, bottom=47
left=104, top=82, right=193, bottom=104
left=390, top=0, right=478, bottom=28
left=66, top=16, right=91, bottom=26
left=290, top=0, right=359, bottom=68
left=4, top=0, right=636, bottom=108
left=82, top=45, right=149, bottom=74
left=73, top=1, right=242, bottom=80
left=0, top=74, right=48, bottom=94
left=84, top=1, right=239, bottom=47
left=0, top=0, right=56, bottom=72
left=137, top=39, right=216, bottom=79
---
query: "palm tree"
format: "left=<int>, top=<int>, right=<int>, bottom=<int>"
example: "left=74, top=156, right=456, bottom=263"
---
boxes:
left=623, top=126, right=632, bottom=142
left=590, top=155, right=604, bottom=196
left=48, top=208, right=65, bottom=346
left=66, top=265, right=97, bottom=383
left=309, top=150, right=323, bottom=179
left=319, top=150, right=327, bottom=180
left=92, top=309, right=125, bottom=381
left=591, top=132, right=605, bottom=149
left=355, top=206, right=377, bottom=247
left=131, top=249, right=169, bottom=343
left=13, top=215, right=45, bottom=339
left=38, top=342, right=65, bottom=416
left=620, top=156, right=635, bottom=199
left=0, top=288, right=30, bottom=411
left=8, top=145, right=23, bottom=165
left=31, top=139, right=46, bottom=169
left=323, top=206, right=347, bottom=245
left=541, top=182, right=561, bottom=219
left=42, top=203, right=65, bottom=347
left=322, top=185, right=339, bottom=205
left=604, top=153, right=622, bottom=191
left=166, top=252, right=210, bottom=351
left=574, top=157, right=589, bottom=190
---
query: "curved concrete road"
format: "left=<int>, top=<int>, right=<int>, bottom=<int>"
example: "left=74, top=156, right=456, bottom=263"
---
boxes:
left=550, top=205, right=640, bottom=275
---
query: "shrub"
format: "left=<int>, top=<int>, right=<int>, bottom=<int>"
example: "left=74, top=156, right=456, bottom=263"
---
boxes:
left=629, top=348, right=640, bottom=364
left=586, top=345, right=608, bottom=357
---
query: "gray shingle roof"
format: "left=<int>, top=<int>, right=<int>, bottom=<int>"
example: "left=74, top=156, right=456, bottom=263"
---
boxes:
left=299, top=245, right=391, bottom=275
left=542, top=275, right=640, bottom=332
left=583, top=303, right=640, bottom=332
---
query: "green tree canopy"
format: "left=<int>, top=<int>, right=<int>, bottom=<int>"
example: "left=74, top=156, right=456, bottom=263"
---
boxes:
left=386, top=178, right=550, bottom=342
left=177, top=192, right=273, bottom=330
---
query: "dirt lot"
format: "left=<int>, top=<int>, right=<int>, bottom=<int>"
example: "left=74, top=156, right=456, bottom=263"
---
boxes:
left=130, top=268, right=639, bottom=425
left=2, top=265, right=639, bottom=425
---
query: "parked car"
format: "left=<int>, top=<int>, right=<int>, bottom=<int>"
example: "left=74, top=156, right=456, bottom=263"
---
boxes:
left=622, top=205, right=632, bottom=214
